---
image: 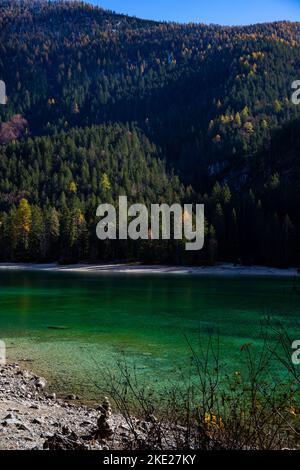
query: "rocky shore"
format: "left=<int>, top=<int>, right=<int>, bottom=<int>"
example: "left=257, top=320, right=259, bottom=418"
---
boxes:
left=0, top=363, right=153, bottom=450
left=1, top=363, right=292, bottom=451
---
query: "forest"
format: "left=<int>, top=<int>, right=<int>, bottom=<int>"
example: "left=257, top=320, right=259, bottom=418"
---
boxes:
left=0, top=0, right=300, bottom=266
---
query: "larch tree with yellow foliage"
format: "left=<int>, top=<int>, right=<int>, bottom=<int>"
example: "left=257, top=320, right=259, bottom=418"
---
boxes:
left=14, top=199, right=32, bottom=251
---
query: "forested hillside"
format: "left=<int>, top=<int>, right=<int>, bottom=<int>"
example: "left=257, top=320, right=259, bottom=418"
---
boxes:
left=0, top=0, right=300, bottom=266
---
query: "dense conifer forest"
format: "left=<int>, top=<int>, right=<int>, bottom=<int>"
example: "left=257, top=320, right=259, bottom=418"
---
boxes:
left=1, top=0, right=300, bottom=266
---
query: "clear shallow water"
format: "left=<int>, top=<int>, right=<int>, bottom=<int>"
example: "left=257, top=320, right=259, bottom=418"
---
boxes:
left=0, top=270, right=299, bottom=401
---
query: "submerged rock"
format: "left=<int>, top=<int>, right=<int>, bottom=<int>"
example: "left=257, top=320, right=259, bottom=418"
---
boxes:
left=47, top=326, right=69, bottom=331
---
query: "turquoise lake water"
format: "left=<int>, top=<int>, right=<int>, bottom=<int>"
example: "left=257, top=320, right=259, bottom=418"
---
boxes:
left=0, top=270, right=299, bottom=401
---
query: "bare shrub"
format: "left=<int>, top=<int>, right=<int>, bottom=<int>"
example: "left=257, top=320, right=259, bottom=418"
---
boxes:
left=93, top=328, right=300, bottom=450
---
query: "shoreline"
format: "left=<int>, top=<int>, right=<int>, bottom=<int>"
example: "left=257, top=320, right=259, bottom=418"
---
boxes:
left=0, top=361, right=298, bottom=451
left=0, top=262, right=298, bottom=277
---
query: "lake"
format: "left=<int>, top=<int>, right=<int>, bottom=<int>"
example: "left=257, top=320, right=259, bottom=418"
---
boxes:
left=0, top=270, right=299, bottom=401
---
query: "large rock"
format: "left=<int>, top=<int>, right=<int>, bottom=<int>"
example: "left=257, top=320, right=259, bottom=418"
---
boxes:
left=43, top=432, right=88, bottom=450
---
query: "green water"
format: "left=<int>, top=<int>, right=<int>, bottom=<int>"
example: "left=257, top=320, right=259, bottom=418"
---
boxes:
left=0, top=270, right=299, bottom=401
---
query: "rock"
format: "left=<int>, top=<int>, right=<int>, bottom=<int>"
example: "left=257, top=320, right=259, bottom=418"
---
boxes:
left=32, top=418, right=43, bottom=425
left=1, top=415, right=29, bottom=432
left=43, top=432, right=88, bottom=450
left=4, top=413, right=16, bottom=420
left=62, top=425, right=72, bottom=435
left=47, top=326, right=69, bottom=330
left=15, top=422, right=31, bottom=432
left=35, top=377, right=47, bottom=389
left=50, top=421, right=60, bottom=427
left=66, top=394, right=77, bottom=401
left=29, top=404, right=40, bottom=410
left=146, top=414, right=158, bottom=424
left=92, top=443, right=103, bottom=450
left=80, top=421, right=93, bottom=427
left=46, top=393, right=56, bottom=400
left=95, top=397, right=113, bottom=440
left=16, top=370, right=31, bottom=379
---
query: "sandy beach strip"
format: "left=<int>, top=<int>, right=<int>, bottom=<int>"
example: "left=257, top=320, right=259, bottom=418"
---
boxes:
left=0, top=262, right=298, bottom=277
